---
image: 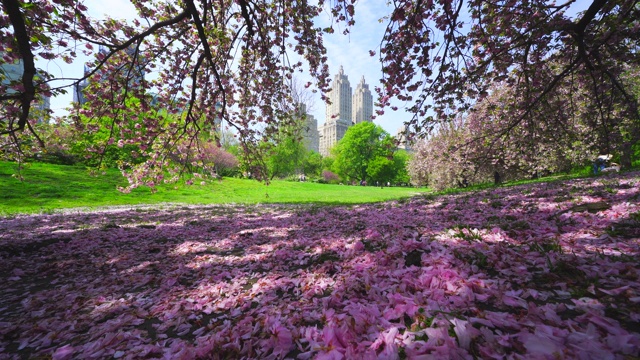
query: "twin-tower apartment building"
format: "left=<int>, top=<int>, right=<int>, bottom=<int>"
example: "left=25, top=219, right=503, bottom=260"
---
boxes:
left=315, top=66, right=374, bottom=157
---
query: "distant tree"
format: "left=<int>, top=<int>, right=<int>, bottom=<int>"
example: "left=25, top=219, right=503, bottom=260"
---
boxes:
left=366, top=156, right=395, bottom=185
left=322, top=156, right=335, bottom=173
left=366, top=149, right=410, bottom=185
left=332, top=122, right=394, bottom=182
left=408, top=117, right=474, bottom=190
left=302, top=151, right=323, bottom=178
left=264, top=97, right=318, bottom=180
left=218, top=130, right=239, bottom=150
left=391, top=150, right=410, bottom=184
left=266, top=135, right=306, bottom=180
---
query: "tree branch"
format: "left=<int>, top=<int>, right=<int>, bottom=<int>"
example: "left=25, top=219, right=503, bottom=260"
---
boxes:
left=79, top=10, right=190, bottom=90
left=1, top=0, right=39, bottom=144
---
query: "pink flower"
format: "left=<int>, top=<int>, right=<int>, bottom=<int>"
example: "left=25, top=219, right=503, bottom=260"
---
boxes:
left=369, top=327, right=399, bottom=359
left=270, top=322, right=293, bottom=356
left=364, top=229, right=381, bottom=240
left=519, top=328, right=563, bottom=357
left=52, top=345, right=75, bottom=360
left=502, top=294, right=528, bottom=309
left=451, top=318, right=474, bottom=349
left=354, top=241, right=365, bottom=251
left=322, top=324, right=348, bottom=350
left=316, top=348, right=345, bottom=360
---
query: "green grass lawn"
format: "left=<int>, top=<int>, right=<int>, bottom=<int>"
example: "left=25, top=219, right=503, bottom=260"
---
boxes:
left=0, top=161, right=429, bottom=215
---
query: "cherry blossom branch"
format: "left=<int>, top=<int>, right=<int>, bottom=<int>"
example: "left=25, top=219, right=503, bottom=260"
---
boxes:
left=0, top=0, right=39, bottom=143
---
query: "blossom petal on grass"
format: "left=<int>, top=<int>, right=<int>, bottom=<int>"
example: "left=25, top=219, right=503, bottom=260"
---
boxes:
left=1, top=172, right=639, bottom=358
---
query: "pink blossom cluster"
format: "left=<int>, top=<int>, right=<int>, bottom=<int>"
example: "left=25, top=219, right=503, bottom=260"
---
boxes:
left=1, top=172, right=639, bottom=359
left=378, top=0, right=638, bottom=164
left=407, top=83, right=599, bottom=191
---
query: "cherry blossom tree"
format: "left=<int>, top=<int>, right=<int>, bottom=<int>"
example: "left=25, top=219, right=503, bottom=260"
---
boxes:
left=379, top=0, right=639, bottom=168
left=408, top=116, right=477, bottom=190
left=461, top=81, right=595, bottom=179
left=1, top=0, right=355, bottom=187
left=408, top=80, right=598, bottom=190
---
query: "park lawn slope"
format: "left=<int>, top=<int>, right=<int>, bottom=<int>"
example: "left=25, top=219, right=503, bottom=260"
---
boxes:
left=0, top=161, right=427, bottom=214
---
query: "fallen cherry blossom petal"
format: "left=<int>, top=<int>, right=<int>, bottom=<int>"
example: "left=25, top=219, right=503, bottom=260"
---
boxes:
left=0, top=171, right=639, bottom=359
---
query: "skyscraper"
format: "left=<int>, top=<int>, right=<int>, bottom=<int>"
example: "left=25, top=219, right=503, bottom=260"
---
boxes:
left=73, top=46, right=145, bottom=105
left=325, top=66, right=352, bottom=124
left=319, top=66, right=353, bottom=157
left=395, top=124, right=413, bottom=152
left=0, top=52, right=51, bottom=123
left=72, top=64, right=91, bottom=105
left=352, top=75, right=373, bottom=124
left=296, top=103, right=319, bottom=153
left=318, top=67, right=374, bottom=157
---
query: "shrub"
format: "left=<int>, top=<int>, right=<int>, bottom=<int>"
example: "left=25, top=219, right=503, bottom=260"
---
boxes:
left=322, top=170, right=340, bottom=184
left=172, top=140, right=240, bottom=177
left=30, top=122, right=82, bottom=165
left=200, top=142, right=240, bottom=177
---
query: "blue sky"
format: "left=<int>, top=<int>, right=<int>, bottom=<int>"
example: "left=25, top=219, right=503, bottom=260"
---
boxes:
left=41, top=0, right=592, bottom=137
left=40, top=1, right=408, bottom=136
left=307, top=1, right=406, bottom=135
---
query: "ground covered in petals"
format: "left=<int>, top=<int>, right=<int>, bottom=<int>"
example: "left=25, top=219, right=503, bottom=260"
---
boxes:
left=1, top=172, right=639, bottom=359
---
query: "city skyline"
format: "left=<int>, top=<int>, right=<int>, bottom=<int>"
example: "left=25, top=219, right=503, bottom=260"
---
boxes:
left=1, top=51, right=51, bottom=123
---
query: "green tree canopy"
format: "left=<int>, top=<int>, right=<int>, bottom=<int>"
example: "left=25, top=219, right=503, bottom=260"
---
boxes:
left=366, top=149, right=410, bottom=185
left=266, top=135, right=306, bottom=180
left=302, top=151, right=323, bottom=178
left=332, top=122, right=395, bottom=182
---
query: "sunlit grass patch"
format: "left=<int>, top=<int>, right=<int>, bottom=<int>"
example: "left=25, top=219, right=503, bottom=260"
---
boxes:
left=0, top=161, right=429, bottom=215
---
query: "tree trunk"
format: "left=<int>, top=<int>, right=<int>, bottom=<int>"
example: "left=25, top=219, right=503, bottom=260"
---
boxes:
left=620, top=123, right=639, bottom=170
left=620, top=141, right=633, bottom=170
